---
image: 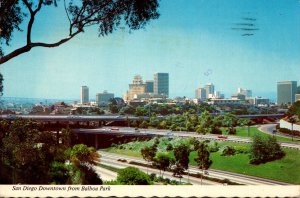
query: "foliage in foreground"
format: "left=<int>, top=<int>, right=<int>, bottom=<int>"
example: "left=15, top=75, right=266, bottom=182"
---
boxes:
left=0, top=119, right=102, bottom=184
left=116, top=167, right=152, bottom=185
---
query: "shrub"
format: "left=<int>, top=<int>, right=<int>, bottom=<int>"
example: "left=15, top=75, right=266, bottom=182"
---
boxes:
left=249, top=135, right=285, bottom=165
left=209, top=142, right=220, bottom=152
left=211, top=127, right=222, bottom=134
left=221, top=146, right=236, bottom=156
left=117, top=167, right=152, bottom=185
left=228, top=127, right=236, bottom=135
left=166, top=143, right=173, bottom=151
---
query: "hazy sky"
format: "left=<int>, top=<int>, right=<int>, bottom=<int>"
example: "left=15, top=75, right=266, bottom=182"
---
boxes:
left=1, top=0, right=300, bottom=101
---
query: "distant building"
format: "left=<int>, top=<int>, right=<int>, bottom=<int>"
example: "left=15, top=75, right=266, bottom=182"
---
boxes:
left=96, top=90, right=114, bottom=106
left=205, top=83, right=214, bottom=99
left=209, top=98, right=242, bottom=105
left=231, top=93, right=246, bottom=100
left=195, top=87, right=206, bottom=100
left=81, top=86, right=89, bottom=104
left=237, top=88, right=252, bottom=98
left=154, top=73, right=169, bottom=97
left=124, top=75, right=146, bottom=101
left=145, top=80, right=154, bottom=93
left=248, top=97, right=270, bottom=106
left=277, top=81, right=297, bottom=105
left=296, top=94, right=300, bottom=102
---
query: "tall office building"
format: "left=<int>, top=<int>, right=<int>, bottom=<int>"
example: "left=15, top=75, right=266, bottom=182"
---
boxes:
left=195, top=87, right=206, bottom=100
left=81, top=86, right=89, bottom=104
left=277, top=81, right=297, bottom=105
left=154, top=73, right=169, bottom=97
left=205, top=83, right=214, bottom=99
left=145, top=80, right=154, bottom=93
left=124, top=75, right=146, bottom=101
left=96, top=90, right=114, bottom=106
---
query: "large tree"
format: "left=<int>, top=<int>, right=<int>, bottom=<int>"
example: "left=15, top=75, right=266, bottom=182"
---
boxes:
left=172, top=143, right=190, bottom=182
left=0, top=0, right=160, bottom=65
left=194, top=141, right=212, bottom=185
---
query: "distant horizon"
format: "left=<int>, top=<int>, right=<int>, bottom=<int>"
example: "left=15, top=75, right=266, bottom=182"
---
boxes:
left=1, top=0, right=299, bottom=101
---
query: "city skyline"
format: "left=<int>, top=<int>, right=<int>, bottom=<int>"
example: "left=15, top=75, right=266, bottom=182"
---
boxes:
left=1, top=0, right=300, bottom=100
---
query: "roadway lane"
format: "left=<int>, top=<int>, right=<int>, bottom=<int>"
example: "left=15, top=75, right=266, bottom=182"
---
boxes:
left=98, top=152, right=219, bottom=185
left=99, top=151, right=289, bottom=185
left=93, top=166, right=118, bottom=181
left=258, top=124, right=300, bottom=141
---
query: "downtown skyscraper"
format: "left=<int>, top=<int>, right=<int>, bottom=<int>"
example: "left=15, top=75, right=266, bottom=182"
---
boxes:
left=154, top=73, right=169, bottom=97
left=277, top=81, right=297, bottom=105
left=81, top=86, right=89, bottom=104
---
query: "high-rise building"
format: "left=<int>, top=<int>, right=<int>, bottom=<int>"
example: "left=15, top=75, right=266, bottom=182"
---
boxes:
left=96, top=90, right=114, bottom=106
left=81, top=86, right=89, bottom=104
left=195, top=87, right=206, bottom=100
left=145, top=80, right=154, bottom=93
left=124, top=75, right=146, bottom=101
left=205, top=83, right=214, bottom=99
left=295, top=94, right=300, bottom=102
left=237, top=88, right=252, bottom=98
left=277, top=81, right=297, bottom=105
left=154, top=73, right=169, bottom=97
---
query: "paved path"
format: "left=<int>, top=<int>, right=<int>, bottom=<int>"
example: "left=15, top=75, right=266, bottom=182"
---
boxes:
left=258, top=124, right=300, bottom=141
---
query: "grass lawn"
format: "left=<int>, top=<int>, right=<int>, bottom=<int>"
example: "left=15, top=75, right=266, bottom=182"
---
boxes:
left=189, top=148, right=300, bottom=184
left=102, top=138, right=300, bottom=184
left=222, top=127, right=296, bottom=143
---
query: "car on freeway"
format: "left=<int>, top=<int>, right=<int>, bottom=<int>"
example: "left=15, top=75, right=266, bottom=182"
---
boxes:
left=7, top=114, right=17, bottom=119
left=111, top=127, right=119, bottom=131
left=167, top=132, right=174, bottom=138
left=135, top=128, right=140, bottom=132
left=217, top=135, right=228, bottom=139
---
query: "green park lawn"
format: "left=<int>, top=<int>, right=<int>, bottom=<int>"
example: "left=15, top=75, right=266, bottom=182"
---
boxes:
left=222, top=127, right=297, bottom=143
left=103, top=138, right=300, bottom=184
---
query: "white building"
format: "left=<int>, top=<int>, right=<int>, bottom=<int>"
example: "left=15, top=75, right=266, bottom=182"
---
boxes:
left=205, top=83, right=215, bottom=99
left=195, top=87, right=206, bottom=100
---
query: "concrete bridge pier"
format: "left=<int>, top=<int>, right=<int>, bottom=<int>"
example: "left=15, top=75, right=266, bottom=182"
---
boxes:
left=94, top=134, right=99, bottom=149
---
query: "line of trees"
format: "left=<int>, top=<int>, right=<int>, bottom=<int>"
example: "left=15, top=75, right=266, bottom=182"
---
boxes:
left=130, top=110, right=251, bottom=135
left=140, top=138, right=212, bottom=183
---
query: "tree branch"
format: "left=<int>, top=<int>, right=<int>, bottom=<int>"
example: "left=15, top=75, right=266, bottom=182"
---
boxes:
left=22, top=0, right=33, bottom=14
left=0, top=31, right=81, bottom=65
left=64, top=0, right=72, bottom=35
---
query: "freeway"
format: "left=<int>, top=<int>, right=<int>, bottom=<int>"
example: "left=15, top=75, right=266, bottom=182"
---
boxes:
left=75, top=126, right=300, bottom=150
left=97, top=152, right=219, bottom=185
left=99, top=151, right=289, bottom=185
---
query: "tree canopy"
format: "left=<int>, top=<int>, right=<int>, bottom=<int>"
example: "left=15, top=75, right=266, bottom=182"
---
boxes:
left=0, top=0, right=160, bottom=65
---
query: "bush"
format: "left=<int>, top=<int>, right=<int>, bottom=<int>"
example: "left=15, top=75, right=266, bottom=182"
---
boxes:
left=228, top=127, right=236, bottom=135
left=211, top=127, right=222, bottom=134
left=221, top=146, right=236, bottom=156
left=209, top=142, right=220, bottom=152
left=166, top=143, right=173, bottom=151
left=249, top=135, right=285, bottom=165
left=117, top=167, right=152, bottom=185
